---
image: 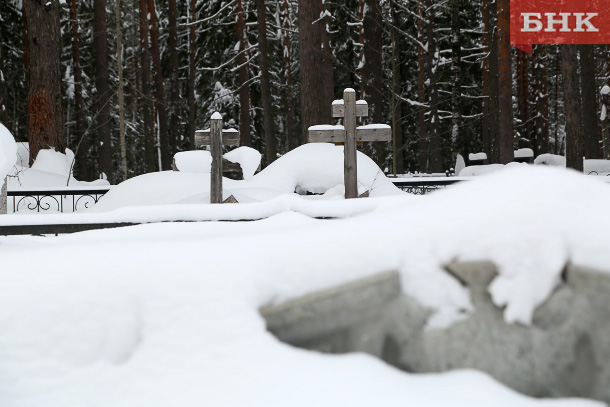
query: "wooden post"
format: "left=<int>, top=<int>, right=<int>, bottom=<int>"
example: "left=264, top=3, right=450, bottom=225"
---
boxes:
left=343, top=89, right=358, bottom=199
left=307, top=88, right=391, bottom=199
left=194, top=112, right=240, bottom=204
left=210, top=113, right=223, bottom=204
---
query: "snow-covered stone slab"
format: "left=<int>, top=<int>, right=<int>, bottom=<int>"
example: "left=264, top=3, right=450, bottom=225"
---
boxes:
left=260, top=271, right=400, bottom=352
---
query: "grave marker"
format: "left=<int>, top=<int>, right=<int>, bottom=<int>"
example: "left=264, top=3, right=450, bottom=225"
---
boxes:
left=307, top=88, right=391, bottom=199
left=195, top=112, right=240, bottom=204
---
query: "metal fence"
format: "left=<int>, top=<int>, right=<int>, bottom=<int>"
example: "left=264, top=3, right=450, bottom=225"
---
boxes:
left=7, top=187, right=111, bottom=214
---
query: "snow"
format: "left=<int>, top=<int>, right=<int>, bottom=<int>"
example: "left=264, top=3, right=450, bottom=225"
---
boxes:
left=357, top=124, right=390, bottom=130
left=223, top=146, right=261, bottom=180
left=602, top=105, right=607, bottom=121
left=0, top=122, right=17, bottom=189
left=584, top=159, right=610, bottom=175
left=468, top=152, right=487, bottom=161
left=0, top=165, right=607, bottom=406
left=7, top=148, right=109, bottom=189
left=514, top=148, right=534, bottom=158
left=173, top=151, right=212, bottom=173
left=308, top=124, right=344, bottom=131
left=460, top=163, right=524, bottom=176
left=601, top=85, right=610, bottom=95
left=534, top=154, right=566, bottom=167
left=211, top=111, right=222, bottom=120
left=90, top=144, right=402, bottom=212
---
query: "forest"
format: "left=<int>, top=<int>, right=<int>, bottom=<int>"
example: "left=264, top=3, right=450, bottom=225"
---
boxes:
left=0, top=0, right=607, bottom=184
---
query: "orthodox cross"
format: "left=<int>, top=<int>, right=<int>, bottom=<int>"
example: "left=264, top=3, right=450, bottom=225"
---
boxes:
left=195, top=112, right=240, bottom=204
left=307, top=88, right=391, bottom=199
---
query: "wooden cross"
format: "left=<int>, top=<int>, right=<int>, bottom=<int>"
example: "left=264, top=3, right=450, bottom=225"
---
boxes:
left=307, top=88, right=391, bottom=199
left=194, top=112, right=240, bottom=204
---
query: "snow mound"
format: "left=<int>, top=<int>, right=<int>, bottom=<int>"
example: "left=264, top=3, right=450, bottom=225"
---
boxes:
left=224, top=146, right=261, bottom=180
left=459, top=162, right=525, bottom=176
left=534, top=154, right=566, bottom=167
left=91, top=144, right=404, bottom=211
left=248, top=143, right=402, bottom=197
left=0, top=123, right=17, bottom=189
left=173, top=151, right=212, bottom=173
left=30, top=148, right=75, bottom=177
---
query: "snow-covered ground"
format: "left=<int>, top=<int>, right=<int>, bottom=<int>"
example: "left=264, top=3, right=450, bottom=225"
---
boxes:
left=0, top=158, right=608, bottom=406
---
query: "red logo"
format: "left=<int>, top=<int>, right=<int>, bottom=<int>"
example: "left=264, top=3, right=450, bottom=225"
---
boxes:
left=511, top=0, right=610, bottom=46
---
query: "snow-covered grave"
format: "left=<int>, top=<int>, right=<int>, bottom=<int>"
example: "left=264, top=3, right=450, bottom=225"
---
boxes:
left=194, top=112, right=240, bottom=203
left=308, top=88, right=391, bottom=199
left=0, top=162, right=609, bottom=406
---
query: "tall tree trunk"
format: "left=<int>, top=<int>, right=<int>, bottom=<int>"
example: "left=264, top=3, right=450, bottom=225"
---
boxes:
left=496, top=0, right=513, bottom=164
left=69, top=0, right=87, bottom=180
left=426, top=0, right=442, bottom=173
left=417, top=7, right=427, bottom=172
left=116, top=0, right=127, bottom=181
left=168, top=0, right=180, bottom=154
left=516, top=49, right=530, bottom=148
left=147, top=0, right=171, bottom=170
left=554, top=46, right=561, bottom=155
left=23, top=0, right=65, bottom=165
left=450, top=0, right=462, bottom=155
left=579, top=45, right=600, bottom=159
left=488, top=0, right=500, bottom=161
left=138, top=0, right=155, bottom=171
left=390, top=0, right=403, bottom=175
left=256, top=0, right=277, bottom=165
left=298, top=0, right=334, bottom=143
left=481, top=0, right=490, bottom=157
left=533, top=45, right=549, bottom=155
left=362, top=0, right=385, bottom=168
left=562, top=45, right=583, bottom=171
left=235, top=0, right=251, bottom=147
left=187, top=0, right=196, bottom=150
left=93, top=0, right=112, bottom=182
left=282, top=0, right=296, bottom=151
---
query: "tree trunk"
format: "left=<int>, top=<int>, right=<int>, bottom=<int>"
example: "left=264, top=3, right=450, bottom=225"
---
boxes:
left=93, top=0, right=112, bottom=182
left=450, top=0, right=462, bottom=155
left=426, top=0, right=442, bottom=173
left=481, top=0, right=490, bottom=157
left=188, top=0, right=196, bottom=150
left=390, top=0, right=403, bottom=175
left=282, top=0, right=296, bottom=151
left=516, top=49, right=530, bottom=148
left=417, top=7, right=427, bottom=172
left=579, top=45, right=600, bottom=159
left=256, top=0, right=277, bottom=165
left=147, top=0, right=171, bottom=170
left=562, top=45, right=583, bottom=171
left=68, top=0, right=87, bottom=180
left=298, top=0, right=334, bottom=143
left=362, top=0, right=385, bottom=168
left=533, top=45, right=549, bottom=155
left=496, top=0, right=513, bottom=164
left=168, top=0, right=180, bottom=154
left=23, top=0, right=65, bottom=165
left=138, top=0, right=156, bottom=171
left=487, top=0, right=500, bottom=161
left=235, top=0, right=251, bottom=147
left=116, top=0, right=127, bottom=181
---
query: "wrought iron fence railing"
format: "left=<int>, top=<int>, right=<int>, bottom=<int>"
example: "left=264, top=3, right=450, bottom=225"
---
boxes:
left=7, top=187, right=112, bottom=214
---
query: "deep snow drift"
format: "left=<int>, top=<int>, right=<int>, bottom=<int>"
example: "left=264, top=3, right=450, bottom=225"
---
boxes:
left=0, top=164, right=608, bottom=406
